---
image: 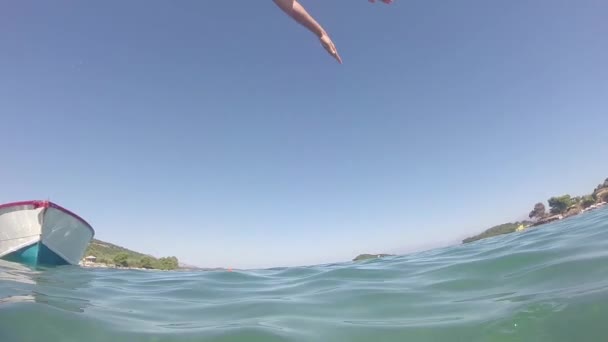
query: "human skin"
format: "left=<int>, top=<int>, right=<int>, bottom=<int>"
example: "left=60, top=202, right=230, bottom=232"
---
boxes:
left=272, top=0, right=393, bottom=63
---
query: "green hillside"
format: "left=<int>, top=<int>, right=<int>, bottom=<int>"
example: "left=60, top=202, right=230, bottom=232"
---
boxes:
left=462, top=221, right=532, bottom=244
left=85, top=239, right=179, bottom=270
left=353, top=254, right=394, bottom=262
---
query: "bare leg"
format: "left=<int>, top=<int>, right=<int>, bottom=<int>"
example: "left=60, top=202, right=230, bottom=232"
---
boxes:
left=272, top=0, right=342, bottom=63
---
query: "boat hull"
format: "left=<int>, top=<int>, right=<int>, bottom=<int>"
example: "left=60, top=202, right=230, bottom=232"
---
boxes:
left=0, top=201, right=94, bottom=266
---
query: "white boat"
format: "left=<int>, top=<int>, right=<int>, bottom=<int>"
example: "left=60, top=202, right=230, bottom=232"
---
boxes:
left=0, top=200, right=94, bottom=266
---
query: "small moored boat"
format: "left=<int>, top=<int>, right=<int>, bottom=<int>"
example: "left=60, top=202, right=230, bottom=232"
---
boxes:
left=0, top=200, right=94, bottom=266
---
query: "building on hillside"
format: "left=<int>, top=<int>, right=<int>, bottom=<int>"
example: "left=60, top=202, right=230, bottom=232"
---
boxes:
left=83, top=255, right=97, bottom=264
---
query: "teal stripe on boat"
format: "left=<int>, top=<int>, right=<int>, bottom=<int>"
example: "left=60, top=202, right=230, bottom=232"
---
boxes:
left=2, top=242, right=69, bottom=266
left=38, top=243, right=69, bottom=266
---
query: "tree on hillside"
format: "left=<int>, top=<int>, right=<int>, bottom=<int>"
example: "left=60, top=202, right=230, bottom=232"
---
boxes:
left=113, top=253, right=129, bottom=267
left=158, top=256, right=179, bottom=270
left=548, top=195, right=572, bottom=215
left=139, top=256, right=154, bottom=269
left=529, top=202, right=547, bottom=220
left=593, top=178, right=608, bottom=193
left=581, top=195, right=596, bottom=209
left=593, top=179, right=608, bottom=200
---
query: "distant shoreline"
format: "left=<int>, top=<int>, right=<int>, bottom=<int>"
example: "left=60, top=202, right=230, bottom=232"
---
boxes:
left=79, top=261, right=150, bottom=271
left=83, top=178, right=608, bottom=269
left=355, top=177, right=608, bottom=260
left=459, top=177, right=608, bottom=244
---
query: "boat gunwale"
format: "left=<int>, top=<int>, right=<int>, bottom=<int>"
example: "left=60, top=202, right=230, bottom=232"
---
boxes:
left=0, top=200, right=95, bottom=236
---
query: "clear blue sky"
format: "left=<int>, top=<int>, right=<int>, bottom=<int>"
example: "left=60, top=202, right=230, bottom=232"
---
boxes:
left=1, top=0, right=607, bottom=269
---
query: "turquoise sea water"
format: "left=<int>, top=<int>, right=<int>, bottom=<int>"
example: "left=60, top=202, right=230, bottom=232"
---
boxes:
left=1, top=207, right=608, bottom=342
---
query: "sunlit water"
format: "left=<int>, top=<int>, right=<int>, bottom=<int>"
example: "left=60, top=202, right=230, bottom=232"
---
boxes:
left=2, top=207, right=608, bottom=341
